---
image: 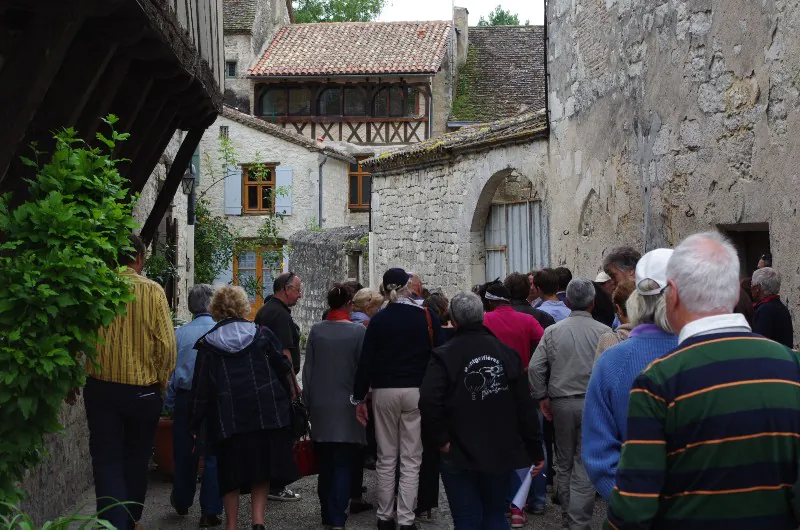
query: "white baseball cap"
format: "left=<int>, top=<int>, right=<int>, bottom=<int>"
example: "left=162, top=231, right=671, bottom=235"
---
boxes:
left=635, top=248, right=674, bottom=295
left=595, top=271, right=611, bottom=283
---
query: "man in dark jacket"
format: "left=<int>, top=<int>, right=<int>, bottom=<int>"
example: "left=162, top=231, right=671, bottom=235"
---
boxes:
left=751, top=267, right=794, bottom=348
left=505, top=272, right=556, bottom=330
left=420, top=291, right=544, bottom=530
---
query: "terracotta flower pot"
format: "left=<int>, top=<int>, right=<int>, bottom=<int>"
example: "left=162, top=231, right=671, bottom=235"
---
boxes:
left=153, top=417, right=174, bottom=478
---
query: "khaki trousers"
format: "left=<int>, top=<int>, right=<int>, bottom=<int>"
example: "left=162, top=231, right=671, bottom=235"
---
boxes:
left=372, top=387, right=423, bottom=526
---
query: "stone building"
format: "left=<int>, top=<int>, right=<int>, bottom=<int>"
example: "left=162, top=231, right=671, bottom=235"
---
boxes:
left=368, top=0, right=800, bottom=342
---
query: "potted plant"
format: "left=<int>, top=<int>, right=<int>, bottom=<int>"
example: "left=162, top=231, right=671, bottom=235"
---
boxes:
left=153, top=409, right=174, bottom=478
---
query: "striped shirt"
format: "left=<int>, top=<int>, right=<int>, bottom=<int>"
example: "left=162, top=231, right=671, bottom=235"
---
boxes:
left=86, top=269, right=177, bottom=392
left=606, top=332, right=800, bottom=530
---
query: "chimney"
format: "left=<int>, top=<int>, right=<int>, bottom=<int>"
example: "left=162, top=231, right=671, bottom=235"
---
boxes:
left=453, top=6, right=469, bottom=68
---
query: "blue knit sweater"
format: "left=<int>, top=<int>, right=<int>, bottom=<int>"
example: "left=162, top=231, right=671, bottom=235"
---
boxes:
left=582, top=325, right=678, bottom=500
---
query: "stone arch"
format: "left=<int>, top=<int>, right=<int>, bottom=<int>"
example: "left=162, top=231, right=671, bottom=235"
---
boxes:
left=466, top=167, right=547, bottom=285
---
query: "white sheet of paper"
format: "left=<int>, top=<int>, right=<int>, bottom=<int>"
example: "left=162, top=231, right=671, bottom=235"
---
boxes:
left=512, top=466, right=535, bottom=509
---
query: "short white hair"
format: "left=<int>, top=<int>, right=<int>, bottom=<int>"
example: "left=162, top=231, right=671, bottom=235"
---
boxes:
left=667, top=231, right=740, bottom=313
left=566, top=278, right=595, bottom=310
left=752, top=267, right=781, bottom=295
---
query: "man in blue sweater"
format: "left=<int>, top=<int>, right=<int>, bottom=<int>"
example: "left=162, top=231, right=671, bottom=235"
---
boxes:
left=582, top=249, right=678, bottom=500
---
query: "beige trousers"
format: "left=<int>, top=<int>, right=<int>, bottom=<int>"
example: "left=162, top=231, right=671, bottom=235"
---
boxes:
left=372, top=387, right=423, bottom=526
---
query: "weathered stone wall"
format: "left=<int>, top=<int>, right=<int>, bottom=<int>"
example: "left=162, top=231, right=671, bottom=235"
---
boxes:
left=371, top=140, right=549, bottom=296
left=19, top=398, right=90, bottom=525
left=288, top=226, right=370, bottom=335
left=546, top=0, right=800, bottom=339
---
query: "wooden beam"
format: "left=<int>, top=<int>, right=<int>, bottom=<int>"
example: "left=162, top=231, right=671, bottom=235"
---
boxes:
left=107, top=62, right=155, bottom=135
left=0, top=14, right=83, bottom=185
left=76, top=56, right=131, bottom=142
left=124, top=116, right=181, bottom=197
left=140, top=125, right=209, bottom=245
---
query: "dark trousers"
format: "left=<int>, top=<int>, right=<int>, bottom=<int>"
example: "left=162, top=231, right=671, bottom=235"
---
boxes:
left=315, top=442, right=359, bottom=527
left=171, top=391, right=222, bottom=515
left=350, top=446, right=365, bottom=499
left=84, top=378, right=162, bottom=530
left=441, top=459, right=512, bottom=530
left=416, top=446, right=440, bottom=513
left=543, top=417, right=556, bottom=486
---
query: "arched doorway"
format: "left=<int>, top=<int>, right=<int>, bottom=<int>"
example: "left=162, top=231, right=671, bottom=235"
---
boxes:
left=469, top=169, right=550, bottom=283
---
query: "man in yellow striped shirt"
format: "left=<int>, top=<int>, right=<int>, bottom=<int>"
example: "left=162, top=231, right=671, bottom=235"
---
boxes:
left=84, top=234, right=177, bottom=530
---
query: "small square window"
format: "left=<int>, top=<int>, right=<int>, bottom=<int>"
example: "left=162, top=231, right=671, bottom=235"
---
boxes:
left=219, top=125, right=229, bottom=138
left=226, top=61, right=237, bottom=78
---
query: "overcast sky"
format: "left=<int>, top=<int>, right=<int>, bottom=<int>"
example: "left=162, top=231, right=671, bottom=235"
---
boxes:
left=379, top=0, right=544, bottom=25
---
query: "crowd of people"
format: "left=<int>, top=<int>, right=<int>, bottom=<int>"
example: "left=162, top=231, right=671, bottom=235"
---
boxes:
left=82, top=230, right=800, bottom=530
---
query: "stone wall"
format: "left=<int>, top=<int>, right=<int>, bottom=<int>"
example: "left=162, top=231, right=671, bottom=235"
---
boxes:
left=371, top=140, right=549, bottom=296
left=19, top=398, right=90, bottom=525
left=288, top=226, right=370, bottom=335
left=546, top=0, right=800, bottom=339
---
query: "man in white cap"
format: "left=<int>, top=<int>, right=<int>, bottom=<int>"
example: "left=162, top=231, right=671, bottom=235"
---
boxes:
left=581, top=249, right=678, bottom=500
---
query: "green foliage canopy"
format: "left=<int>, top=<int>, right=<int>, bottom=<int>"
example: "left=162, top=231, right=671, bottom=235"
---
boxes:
left=0, top=117, right=137, bottom=503
left=293, top=0, right=385, bottom=23
left=477, top=5, right=528, bottom=26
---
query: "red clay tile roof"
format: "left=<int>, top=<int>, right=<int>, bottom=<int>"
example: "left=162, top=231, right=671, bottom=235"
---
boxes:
left=248, top=21, right=451, bottom=77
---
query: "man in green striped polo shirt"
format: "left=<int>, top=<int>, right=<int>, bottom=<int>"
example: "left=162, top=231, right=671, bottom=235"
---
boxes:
left=606, top=231, right=800, bottom=530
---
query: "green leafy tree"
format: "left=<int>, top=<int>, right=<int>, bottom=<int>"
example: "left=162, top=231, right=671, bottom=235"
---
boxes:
left=293, top=0, right=385, bottom=23
left=477, top=5, right=529, bottom=26
left=0, top=117, right=137, bottom=504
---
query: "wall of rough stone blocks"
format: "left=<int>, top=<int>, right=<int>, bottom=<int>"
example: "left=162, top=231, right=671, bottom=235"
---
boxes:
left=371, top=141, right=549, bottom=297
left=288, top=226, right=370, bottom=335
left=546, top=0, right=800, bottom=340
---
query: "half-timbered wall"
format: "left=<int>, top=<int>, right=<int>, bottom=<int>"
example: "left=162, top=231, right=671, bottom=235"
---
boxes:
left=253, top=79, right=433, bottom=145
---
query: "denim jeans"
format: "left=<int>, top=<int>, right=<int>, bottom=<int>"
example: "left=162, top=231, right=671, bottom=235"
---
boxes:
left=84, top=378, right=162, bottom=530
left=315, top=442, right=359, bottom=527
left=172, top=391, right=222, bottom=515
left=441, top=458, right=512, bottom=530
left=509, top=412, right=548, bottom=511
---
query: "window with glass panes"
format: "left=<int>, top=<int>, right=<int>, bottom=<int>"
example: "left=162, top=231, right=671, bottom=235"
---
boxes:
left=242, top=164, right=276, bottom=214
left=348, top=158, right=371, bottom=211
left=233, top=247, right=284, bottom=317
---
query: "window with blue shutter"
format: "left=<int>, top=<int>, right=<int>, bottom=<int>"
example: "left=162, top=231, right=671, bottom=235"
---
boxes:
left=223, top=165, right=242, bottom=215
left=275, top=166, right=293, bottom=215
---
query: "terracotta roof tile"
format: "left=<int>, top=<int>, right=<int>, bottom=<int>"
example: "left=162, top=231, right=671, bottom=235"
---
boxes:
left=450, top=26, right=546, bottom=123
left=249, top=21, right=451, bottom=77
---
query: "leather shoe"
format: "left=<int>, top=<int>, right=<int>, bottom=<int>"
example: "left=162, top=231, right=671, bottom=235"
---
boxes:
left=377, top=519, right=396, bottom=530
left=199, top=514, right=222, bottom=527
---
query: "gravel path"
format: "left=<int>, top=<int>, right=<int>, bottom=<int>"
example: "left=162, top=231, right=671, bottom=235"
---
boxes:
left=72, top=467, right=607, bottom=529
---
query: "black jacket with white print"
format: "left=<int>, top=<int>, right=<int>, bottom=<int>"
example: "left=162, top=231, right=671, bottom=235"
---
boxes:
left=419, top=322, right=544, bottom=472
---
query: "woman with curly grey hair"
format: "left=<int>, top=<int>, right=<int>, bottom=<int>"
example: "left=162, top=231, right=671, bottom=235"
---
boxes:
left=191, top=285, right=299, bottom=530
left=582, top=249, right=679, bottom=501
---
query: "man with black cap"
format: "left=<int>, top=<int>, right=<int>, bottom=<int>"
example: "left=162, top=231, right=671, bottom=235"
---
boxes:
left=352, top=268, right=442, bottom=530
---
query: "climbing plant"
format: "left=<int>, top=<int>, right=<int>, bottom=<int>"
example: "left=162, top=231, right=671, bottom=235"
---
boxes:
left=0, top=116, right=137, bottom=504
left=195, top=139, right=289, bottom=300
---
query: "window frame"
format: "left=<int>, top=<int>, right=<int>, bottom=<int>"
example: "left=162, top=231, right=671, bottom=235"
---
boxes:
left=348, top=157, right=371, bottom=211
left=232, top=245, right=285, bottom=317
left=241, top=163, right=278, bottom=215
left=225, top=61, right=237, bottom=78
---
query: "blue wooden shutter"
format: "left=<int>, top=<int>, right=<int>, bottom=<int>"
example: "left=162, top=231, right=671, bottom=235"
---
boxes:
left=224, top=165, right=242, bottom=215
left=275, top=165, right=293, bottom=215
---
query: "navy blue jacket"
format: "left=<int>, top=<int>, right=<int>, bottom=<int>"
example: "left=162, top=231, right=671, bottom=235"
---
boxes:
left=754, top=296, right=795, bottom=349
left=353, top=302, right=441, bottom=400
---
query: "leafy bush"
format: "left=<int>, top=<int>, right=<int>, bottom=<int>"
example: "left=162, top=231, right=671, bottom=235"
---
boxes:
left=194, top=198, right=236, bottom=285
left=0, top=501, right=130, bottom=529
left=0, top=117, right=137, bottom=503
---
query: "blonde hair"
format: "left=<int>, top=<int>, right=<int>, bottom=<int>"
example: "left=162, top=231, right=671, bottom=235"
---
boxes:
left=626, top=283, right=671, bottom=332
left=353, top=288, right=383, bottom=313
left=384, top=284, right=412, bottom=303
left=209, top=285, right=251, bottom=321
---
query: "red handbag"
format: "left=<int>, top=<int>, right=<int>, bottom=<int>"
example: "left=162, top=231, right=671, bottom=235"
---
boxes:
left=292, top=439, right=318, bottom=477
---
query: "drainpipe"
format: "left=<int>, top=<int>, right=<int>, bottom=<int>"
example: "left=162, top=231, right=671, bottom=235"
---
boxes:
left=318, top=153, right=328, bottom=228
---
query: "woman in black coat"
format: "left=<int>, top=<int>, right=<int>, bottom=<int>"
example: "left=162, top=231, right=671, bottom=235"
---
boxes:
left=191, top=286, right=299, bottom=530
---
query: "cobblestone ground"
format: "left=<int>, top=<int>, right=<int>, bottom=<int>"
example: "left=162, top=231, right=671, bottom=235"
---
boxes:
left=72, top=467, right=607, bottom=529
